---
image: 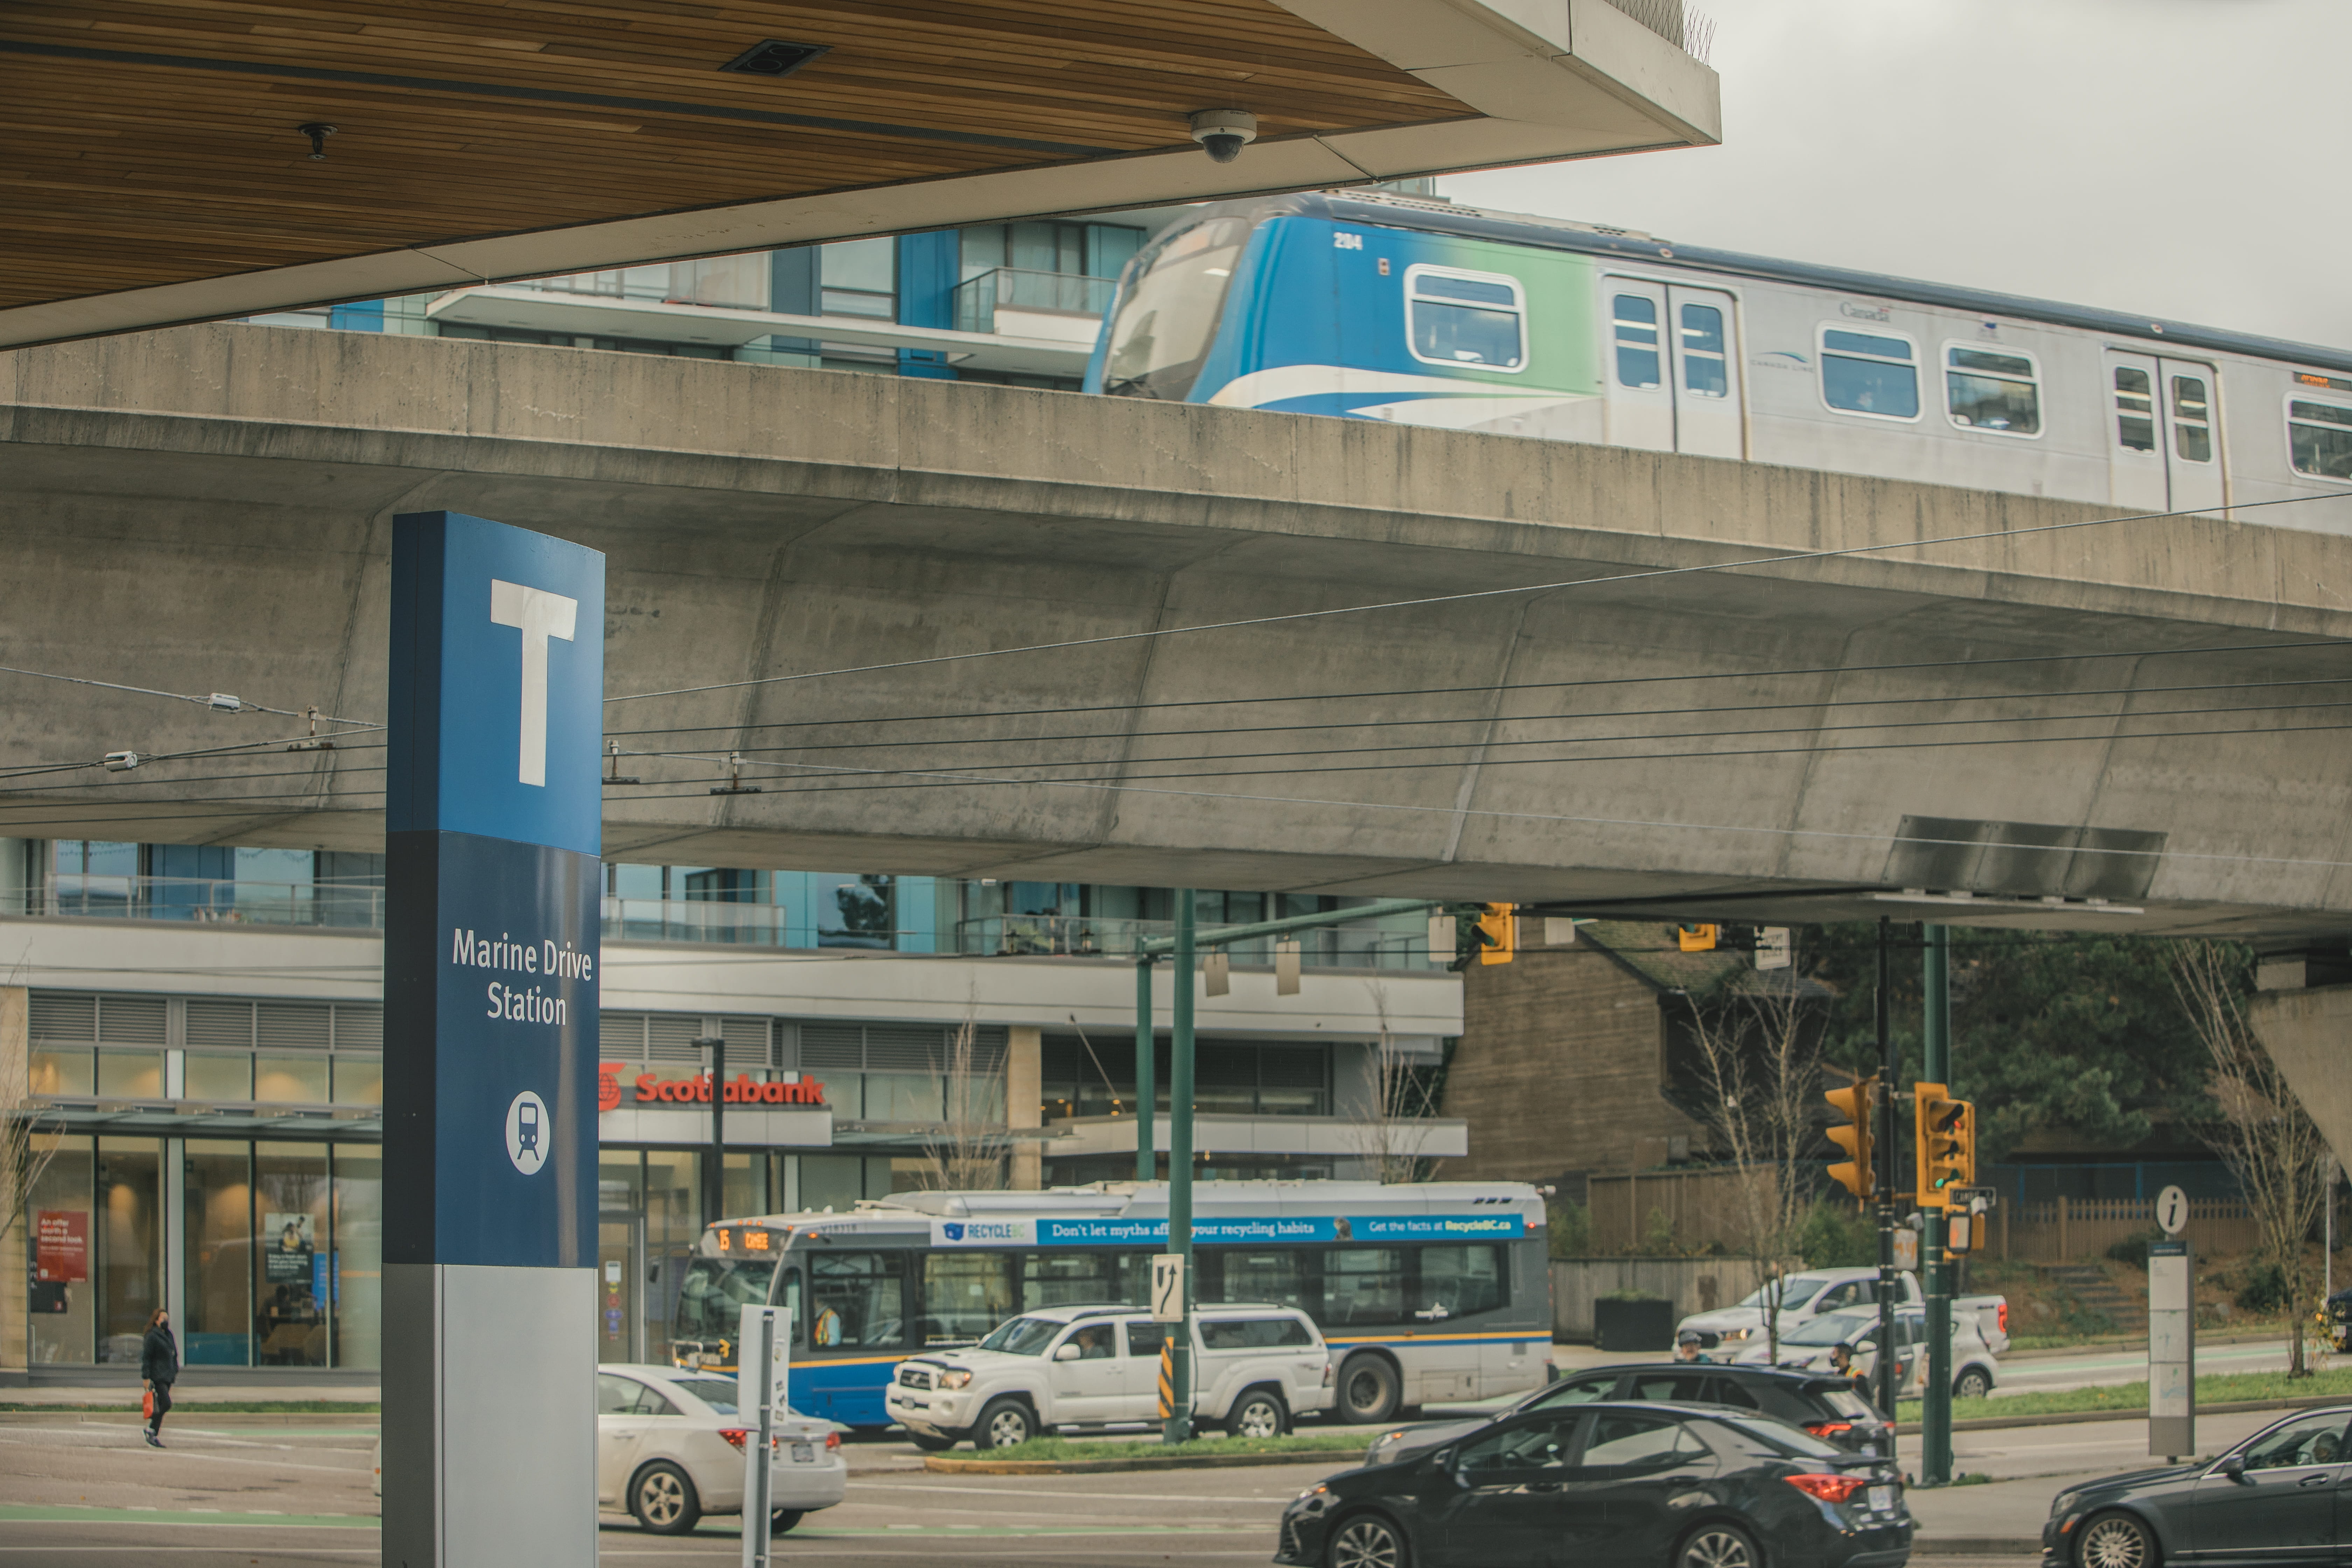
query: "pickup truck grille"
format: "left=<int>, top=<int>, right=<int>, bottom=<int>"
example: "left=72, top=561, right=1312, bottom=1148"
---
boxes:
left=897, top=1365, right=933, bottom=1391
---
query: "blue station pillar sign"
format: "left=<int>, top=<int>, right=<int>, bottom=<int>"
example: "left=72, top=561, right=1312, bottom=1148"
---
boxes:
left=382, top=512, right=603, bottom=1566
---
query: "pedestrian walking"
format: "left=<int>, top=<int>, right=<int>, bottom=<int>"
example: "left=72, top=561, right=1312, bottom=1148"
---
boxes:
left=141, top=1307, right=178, bottom=1448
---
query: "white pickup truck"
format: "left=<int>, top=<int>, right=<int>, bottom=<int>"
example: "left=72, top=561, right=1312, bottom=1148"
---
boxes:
left=1679, top=1267, right=2008, bottom=1356
left=886, top=1302, right=1335, bottom=1450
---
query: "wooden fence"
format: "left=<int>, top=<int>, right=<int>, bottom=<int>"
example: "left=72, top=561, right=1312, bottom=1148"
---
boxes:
left=1550, top=1257, right=1770, bottom=1341
left=1582, top=1171, right=2261, bottom=1264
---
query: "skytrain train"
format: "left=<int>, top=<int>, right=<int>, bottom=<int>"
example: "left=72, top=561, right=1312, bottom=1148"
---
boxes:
left=1083, top=190, right=2352, bottom=531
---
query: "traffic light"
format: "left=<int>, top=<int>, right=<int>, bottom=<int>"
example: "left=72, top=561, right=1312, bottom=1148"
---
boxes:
left=1824, top=1073, right=1878, bottom=1205
left=1676, top=923, right=1718, bottom=952
left=1915, top=1084, right=1975, bottom=1205
left=1474, top=903, right=1516, bottom=965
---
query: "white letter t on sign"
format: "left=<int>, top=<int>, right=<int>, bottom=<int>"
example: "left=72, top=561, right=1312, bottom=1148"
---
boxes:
left=489, top=580, right=578, bottom=787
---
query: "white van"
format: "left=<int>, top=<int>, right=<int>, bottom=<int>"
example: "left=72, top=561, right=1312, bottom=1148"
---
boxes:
left=886, top=1302, right=1335, bottom=1449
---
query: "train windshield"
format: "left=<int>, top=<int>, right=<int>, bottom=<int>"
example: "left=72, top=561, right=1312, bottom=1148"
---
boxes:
left=1101, top=216, right=1254, bottom=401
left=675, top=1257, right=776, bottom=1339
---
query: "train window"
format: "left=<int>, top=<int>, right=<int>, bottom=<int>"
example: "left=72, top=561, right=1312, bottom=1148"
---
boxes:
left=1614, top=295, right=1662, bottom=388
left=1100, top=216, right=1253, bottom=402
left=2289, top=398, right=2352, bottom=481
left=1945, top=346, right=2041, bottom=436
left=2171, top=376, right=2215, bottom=463
left=1819, top=328, right=1920, bottom=419
left=1405, top=265, right=1526, bottom=372
left=2114, top=368, right=2157, bottom=451
left=1680, top=304, right=1729, bottom=398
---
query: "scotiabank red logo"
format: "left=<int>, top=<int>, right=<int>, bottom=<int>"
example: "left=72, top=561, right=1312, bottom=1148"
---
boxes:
left=600, top=1064, right=827, bottom=1108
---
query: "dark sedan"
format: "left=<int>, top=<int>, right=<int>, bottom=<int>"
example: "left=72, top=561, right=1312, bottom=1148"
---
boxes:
left=2043, top=1405, right=2352, bottom=1568
left=1362, top=1363, right=1890, bottom=1468
left=1279, top=1399, right=1911, bottom=1568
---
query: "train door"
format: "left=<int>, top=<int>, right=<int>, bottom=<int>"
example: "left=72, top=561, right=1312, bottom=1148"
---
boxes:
left=1603, top=279, right=1743, bottom=457
left=1668, top=286, right=1743, bottom=458
left=2105, top=351, right=2225, bottom=513
left=1604, top=281, right=1674, bottom=451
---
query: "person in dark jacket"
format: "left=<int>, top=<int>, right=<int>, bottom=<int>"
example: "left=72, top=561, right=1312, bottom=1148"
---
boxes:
left=140, top=1308, right=178, bottom=1448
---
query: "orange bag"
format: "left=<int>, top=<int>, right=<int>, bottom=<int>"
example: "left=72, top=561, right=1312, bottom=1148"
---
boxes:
left=141, top=1388, right=154, bottom=1421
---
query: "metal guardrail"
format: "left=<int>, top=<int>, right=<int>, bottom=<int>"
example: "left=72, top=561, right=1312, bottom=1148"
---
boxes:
left=22, top=875, right=384, bottom=928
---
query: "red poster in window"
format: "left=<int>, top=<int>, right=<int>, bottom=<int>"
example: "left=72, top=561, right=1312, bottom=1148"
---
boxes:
left=35, top=1210, right=88, bottom=1283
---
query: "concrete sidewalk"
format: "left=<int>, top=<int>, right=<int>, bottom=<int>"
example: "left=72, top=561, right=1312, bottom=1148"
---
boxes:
left=1, top=1380, right=379, bottom=1406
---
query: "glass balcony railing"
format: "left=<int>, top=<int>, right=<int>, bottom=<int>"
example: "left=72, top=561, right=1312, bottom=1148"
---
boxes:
left=18, top=875, right=384, bottom=928
left=953, top=268, right=1116, bottom=336
left=9, top=883, right=1439, bottom=969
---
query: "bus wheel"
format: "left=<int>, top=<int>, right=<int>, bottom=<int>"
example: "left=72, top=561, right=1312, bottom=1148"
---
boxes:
left=908, top=1430, right=958, bottom=1452
left=974, top=1397, right=1035, bottom=1450
left=1337, top=1355, right=1401, bottom=1424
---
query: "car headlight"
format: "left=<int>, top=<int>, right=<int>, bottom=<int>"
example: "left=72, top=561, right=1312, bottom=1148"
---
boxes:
left=1293, top=1484, right=1330, bottom=1512
left=938, top=1369, right=972, bottom=1390
left=2050, top=1490, right=2080, bottom=1521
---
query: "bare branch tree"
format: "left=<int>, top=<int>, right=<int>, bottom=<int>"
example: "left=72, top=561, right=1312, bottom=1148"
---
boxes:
left=2172, top=940, right=2330, bottom=1377
left=920, top=1016, right=1007, bottom=1192
left=1681, top=968, right=1818, bottom=1363
left=1349, top=981, right=1448, bottom=1184
left=0, top=983, right=61, bottom=1258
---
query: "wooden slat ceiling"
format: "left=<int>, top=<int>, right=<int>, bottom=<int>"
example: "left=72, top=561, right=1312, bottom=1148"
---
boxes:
left=0, top=0, right=1479, bottom=310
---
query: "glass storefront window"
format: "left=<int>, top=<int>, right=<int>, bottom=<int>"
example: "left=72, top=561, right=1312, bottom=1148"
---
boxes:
left=185, top=1140, right=254, bottom=1366
left=254, top=1143, right=330, bottom=1366
left=95, top=1139, right=162, bottom=1363
left=97, top=1052, right=164, bottom=1099
left=643, top=1150, right=701, bottom=1357
left=30, top=1048, right=93, bottom=1096
left=28, top=1134, right=94, bottom=1364
left=798, top=1154, right=864, bottom=1214
left=865, top=1074, right=940, bottom=1123
left=332, top=1057, right=383, bottom=1104
left=255, top=1056, right=329, bottom=1104
left=185, top=1053, right=253, bottom=1100
left=332, top=1146, right=382, bottom=1368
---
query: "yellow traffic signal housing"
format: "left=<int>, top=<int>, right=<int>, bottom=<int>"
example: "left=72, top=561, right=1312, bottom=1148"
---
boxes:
left=1676, top=923, right=1718, bottom=952
left=1824, top=1073, right=1878, bottom=1205
left=1915, top=1084, right=1975, bottom=1205
left=1474, top=903, right=1516, bottom=965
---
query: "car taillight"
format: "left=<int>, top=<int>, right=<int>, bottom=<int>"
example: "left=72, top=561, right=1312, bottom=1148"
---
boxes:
left=719, top=1428, right=749, bottom=1451
left=1784, top=1473, right=1870, bottom=1504
left=1998, top=1302, right=2009, bottom=1333
left=1802, top=1421, right=1855, bottom=1439
left=826, top=1431, right=842, bottom=1451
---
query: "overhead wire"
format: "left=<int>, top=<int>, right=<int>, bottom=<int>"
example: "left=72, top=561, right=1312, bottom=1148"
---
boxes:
left=0, top=662, right=378, bottom=727
left=602, top=490, right=2348, bottom=706
left=600, top=635, right=2352, bottom=741
left=615, top=674, right=2352, bottom=762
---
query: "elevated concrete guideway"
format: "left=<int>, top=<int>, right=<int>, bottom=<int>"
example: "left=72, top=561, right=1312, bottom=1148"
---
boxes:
left=6, top=323, right=2352, bottom=939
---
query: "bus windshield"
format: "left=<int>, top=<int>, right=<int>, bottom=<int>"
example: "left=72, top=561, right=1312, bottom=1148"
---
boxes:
left=1101, top=217, right=1253, bottom=401
left=676, top=1258, right=775, bottom=1340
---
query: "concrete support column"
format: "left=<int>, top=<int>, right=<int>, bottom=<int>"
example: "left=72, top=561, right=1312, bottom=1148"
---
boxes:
left=2249, top=984, right=2352, bottom=1172
left=0, top=986, right=27, bottom=1376
left=1007, top=1026, right=1042, bottom=1190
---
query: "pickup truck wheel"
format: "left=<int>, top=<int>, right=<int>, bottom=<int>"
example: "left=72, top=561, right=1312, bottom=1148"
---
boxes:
left=1337, top=1354, right=1401, bottom=1424
left=1954, top=1367, right=1992, bottom=1401
left=1225, top=1388, right=1287, bottom=1439
left=907, top=1430, right=958, bottom=1452
left=974, top=1397, right=1035, bottom=1450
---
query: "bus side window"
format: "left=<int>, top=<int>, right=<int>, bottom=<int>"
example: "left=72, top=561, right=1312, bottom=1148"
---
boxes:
left=1416, top=1244, right=1507, bottom=1317
left=807, top=1252, right=907, bottom=1349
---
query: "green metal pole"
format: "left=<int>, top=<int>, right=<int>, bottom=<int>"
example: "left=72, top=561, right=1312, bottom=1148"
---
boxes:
left=1135, top=957, right=1155, bottom=1183
left=1164, top=891, right=1197, bottom=1444
left=1921, top=923, right=1953, bottom=1486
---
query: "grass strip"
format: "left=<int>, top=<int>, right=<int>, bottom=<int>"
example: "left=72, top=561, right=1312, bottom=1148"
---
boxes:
left=1898, top=1365, right=2352, bottom=1422
left=934, top=1430, right=1372, bottom=1464
left=0, top=1400, right=380, bottom=1414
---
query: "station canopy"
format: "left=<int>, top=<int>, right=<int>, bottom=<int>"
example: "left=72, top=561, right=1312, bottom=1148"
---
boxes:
left=0, top=0, right=1718, bottom=348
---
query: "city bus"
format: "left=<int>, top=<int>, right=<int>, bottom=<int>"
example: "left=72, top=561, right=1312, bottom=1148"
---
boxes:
left=671, top=1181, right=1552, bottom=1428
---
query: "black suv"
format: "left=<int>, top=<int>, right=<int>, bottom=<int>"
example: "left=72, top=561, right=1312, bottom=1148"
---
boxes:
left=1363, top=1363, right=1889, bottom=1468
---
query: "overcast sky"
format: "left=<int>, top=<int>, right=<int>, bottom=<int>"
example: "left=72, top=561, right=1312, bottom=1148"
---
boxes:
left=1441, top=0, right=2351, bottom=351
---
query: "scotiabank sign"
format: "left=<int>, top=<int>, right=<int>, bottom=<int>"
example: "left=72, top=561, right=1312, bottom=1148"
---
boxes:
left=597, top=1064, right=827, bottom=1112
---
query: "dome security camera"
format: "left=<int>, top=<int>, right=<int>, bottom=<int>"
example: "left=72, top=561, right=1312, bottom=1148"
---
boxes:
left=1188, top=108, right=1258, bottom=164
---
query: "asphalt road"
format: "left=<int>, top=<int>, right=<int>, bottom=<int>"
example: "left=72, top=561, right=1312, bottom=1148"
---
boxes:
left=0, top=1413, right=2064, bottom=1568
